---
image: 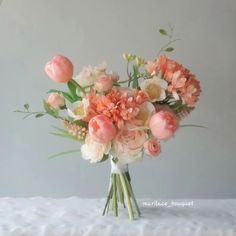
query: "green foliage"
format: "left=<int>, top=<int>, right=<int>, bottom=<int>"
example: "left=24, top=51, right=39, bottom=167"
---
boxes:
left=159, top=28, right=168, bottom=36
left=99, top=154, right=109, bottom=163
left=164, top=47, right=174, bottom=52
left=35, top=113, right=44, bottom=118
left=67, top=81, right=82, bottom=101
left=24, top=103, right=29, bottom=110
left=47, top=89, right=81, bottom=103
left=48, top=149, right=81, bottom=159
left=43, top=100, right=59, bottom=118
left=132, top=65, right=139, bottom=89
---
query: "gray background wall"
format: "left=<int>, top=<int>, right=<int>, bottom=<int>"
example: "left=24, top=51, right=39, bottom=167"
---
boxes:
left=0, top=0, right=235, bottom=198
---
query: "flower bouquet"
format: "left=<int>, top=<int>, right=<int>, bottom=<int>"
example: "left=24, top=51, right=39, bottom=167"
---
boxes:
left=16, top=28, right=201, bottom=220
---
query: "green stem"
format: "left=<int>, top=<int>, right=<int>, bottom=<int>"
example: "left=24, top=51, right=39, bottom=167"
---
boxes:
left=119, top=173, right=134, bottom=220
left=112, top=174, right=118, bottom=216
left=71, top=79, right=86, bottom=95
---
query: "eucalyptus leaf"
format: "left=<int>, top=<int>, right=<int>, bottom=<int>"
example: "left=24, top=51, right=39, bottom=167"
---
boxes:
left=164, top=47, right=174, bottom=52
left=159, top=29, right=168, bottom=36
left=35, top=113, right=44, bottom=118
left=24, top=104, right=29, bottom=110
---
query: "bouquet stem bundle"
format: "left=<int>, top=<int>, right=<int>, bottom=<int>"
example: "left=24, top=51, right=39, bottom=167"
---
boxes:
left=102, top=159, right=141, bottom=220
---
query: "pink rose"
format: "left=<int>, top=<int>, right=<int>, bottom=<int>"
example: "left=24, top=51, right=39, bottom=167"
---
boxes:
left=144, top=138, right=161, bottom=157
left=94, top=75, right=114, bottom=93
left=44, top=55, right=73, bottom=83
left=47, top=93, right=65, bottom=110
left=149, top=111, right=178, bottom=140
left=89, top=114, right=116, bottom=143
left=111, top=127, right=147, bottom=164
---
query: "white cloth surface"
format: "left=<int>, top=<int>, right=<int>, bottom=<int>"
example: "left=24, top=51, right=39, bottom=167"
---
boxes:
left=0, top=197, right=235, bottom=236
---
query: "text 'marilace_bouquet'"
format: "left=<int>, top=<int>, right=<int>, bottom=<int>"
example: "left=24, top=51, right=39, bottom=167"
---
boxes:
left=16, top=27, right=201, bottom=220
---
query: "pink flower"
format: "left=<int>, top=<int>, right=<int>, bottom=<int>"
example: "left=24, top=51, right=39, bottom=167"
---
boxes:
left=145, top=60, right=159, bottom=76
left=144, top=138, right=161, bottom=157
left=94, top=75, right=114, bottom=93
left=44, top=55, right=73, bottom=83
left=149, top=111, right=178, bottom=140
left=89, top=114, right=117, bottom=143
left=111, top=128, right=147, bottom=164
left=180, top=77, right=201, bottom=106
left=47, top=93, right=65, bottom=110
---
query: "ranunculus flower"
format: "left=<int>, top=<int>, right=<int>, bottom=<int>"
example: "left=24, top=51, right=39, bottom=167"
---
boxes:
left=144, top=138, right=161, bottom=157
left=89, top=114, right=117, bottom=143
left=140, top=77, right=167, bottom=102
left=47, top=93, right=65, bottom=110
left=44, top=55, right=73, bottom=83
left=149, top=111, right=178, bottom=140
left=67, top=99, right=89, bottom=120
left=81, top=134, right=111, bottom=163
left=111, top=128, right=147, bottom=164
left=94, top=75, right=114, bottom=93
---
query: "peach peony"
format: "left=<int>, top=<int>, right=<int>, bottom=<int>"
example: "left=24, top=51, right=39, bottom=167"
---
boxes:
left=47, top=93, right=65, bottom=110
left=149, top=111, right=178, bottom=140
left=94, top=75, right=114, bottom=93
left=44, top=55, right=73, bottom=83
left=89, top=114, right=116, bottom=143
left=111, top=127, right=147, bottom=164
left=144, top=138, right=161, bottom=157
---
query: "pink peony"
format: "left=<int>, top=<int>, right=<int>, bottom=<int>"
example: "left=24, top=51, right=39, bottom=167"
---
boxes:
left=111, top=127, right=147, bottom=164
left=149, top=111, right=178, bottom=140
left=89, top=114, right=117, bottom=143
left=47, top=93, right=65, bottom=110
left=94, top=75, right=114, bottom=93
left=44, top=55, right=73, bottom=83
left=144, top=138, right=161, bottom=157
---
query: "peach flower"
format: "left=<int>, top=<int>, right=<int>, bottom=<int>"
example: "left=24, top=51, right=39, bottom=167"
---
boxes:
left=149, top=111, right=178, bottom=140
left=94, top=75, right=114, bottom=93
left=89, top=114, right=117, bottom=143
left=81, top=134, right=111, bottom=163
left=111, top=128, right=147, bottom=164
left=180, top=77, right=201, bottom=106
left=44, top=55, right=73, bottom=83
left=47, top=93, right=65, bottom=110
left=144, top=138, right=161, bottom=157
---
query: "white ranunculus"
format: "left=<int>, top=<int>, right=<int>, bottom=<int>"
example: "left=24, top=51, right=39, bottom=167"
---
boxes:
left=67, top=98, right=88, bottom=120
left=140, top=77, right=168, bottom=102
left=81, top=135, right=111, bottom=163
left=74, top=65, right=96, bottom=87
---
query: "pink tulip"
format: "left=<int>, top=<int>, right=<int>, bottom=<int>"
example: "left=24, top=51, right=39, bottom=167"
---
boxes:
left=149, top=111, right=178, bottom=140
left=144, top=138, right=161, bottom=157
left=44, top=55, right=73, bottom=83
left=47, top=93, right=65, bottom=110
left=89, top=114, right=116, bottom=143
left=94, top=75, right=114, bottom=93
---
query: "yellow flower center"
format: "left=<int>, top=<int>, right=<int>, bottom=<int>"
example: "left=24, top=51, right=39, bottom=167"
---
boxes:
left=73, top=106, right=84, bottom=116
left=146, top=83, right=161, bottom=100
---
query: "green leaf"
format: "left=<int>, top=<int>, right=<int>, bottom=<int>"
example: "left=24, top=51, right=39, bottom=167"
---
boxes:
left=67, top=81, right=77, bottom=98
left=164, top=47, right=174, bottom=52
left=48, top=149, right=81, bottom=159
left=132, top=65, right=139, bottom=89
left=180, top=124, right=207, bottom=128
left=99, top=154, right=109, bottom=163
left=47, top=89, right=75, bottom=103
left=51, top=125, right=69, bottom=134
left=43, top=100, right=59, bottom=118
left=74, top=120, right=88, bottom=128
left=24, top=104, right=29, bottom=110
left=159, top=29, right=168, bottom=36
left=35, top=113, right=44, bottom=118
left=50, top=132, right=78, bottom=141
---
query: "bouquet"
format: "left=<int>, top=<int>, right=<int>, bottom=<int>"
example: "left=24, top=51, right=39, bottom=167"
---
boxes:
left=16, top=28, right=201, bottom=220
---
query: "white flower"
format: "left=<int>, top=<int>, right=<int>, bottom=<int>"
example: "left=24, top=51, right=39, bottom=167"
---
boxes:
left=81, top=134, right=111, bottom=163
left=75, top=62, right=107, bottom=88
left=140, top=77, right=168, bottom=102
left=67, top=98, right=88, bottom=120
left=74, top=65, right=96, bottom=87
